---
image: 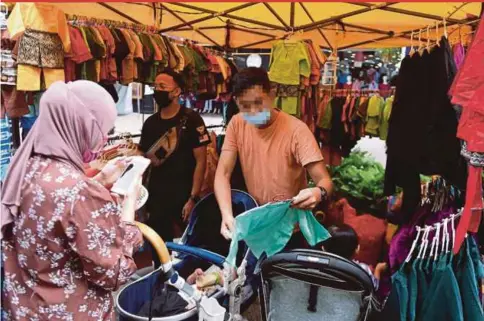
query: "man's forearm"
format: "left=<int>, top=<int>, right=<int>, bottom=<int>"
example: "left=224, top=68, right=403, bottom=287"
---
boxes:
left=214, top=174, right=233, bottom=220
left=191, top=160, right=206, bottom=197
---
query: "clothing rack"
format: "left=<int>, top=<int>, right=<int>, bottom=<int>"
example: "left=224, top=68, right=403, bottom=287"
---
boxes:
left=66, top=14, right=160, bottom=34
left=321, top=88, right=396, bottom=98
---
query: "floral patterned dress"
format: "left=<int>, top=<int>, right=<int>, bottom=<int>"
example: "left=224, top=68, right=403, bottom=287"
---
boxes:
left=1, top=156, right=143, bottom=320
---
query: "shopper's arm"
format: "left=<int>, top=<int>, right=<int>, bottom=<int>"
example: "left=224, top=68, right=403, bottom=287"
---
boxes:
left=190, top=146, right=207, bottom=198
left=214, top=150, right=237, bottom=238
left=307, top=160, right=333, bottom=197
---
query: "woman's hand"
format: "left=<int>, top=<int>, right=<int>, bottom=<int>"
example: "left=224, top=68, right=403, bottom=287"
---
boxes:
left=95, top=157, right=130, bottom=186
left=121, top=176, right=142, bottom=222
left=291, top=187, right=321, bottom=210
left=182, top=199, right=195, bottom=223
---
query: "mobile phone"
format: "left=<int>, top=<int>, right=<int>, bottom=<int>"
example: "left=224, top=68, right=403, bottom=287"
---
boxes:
left=111, top=156, right=151, bottom=196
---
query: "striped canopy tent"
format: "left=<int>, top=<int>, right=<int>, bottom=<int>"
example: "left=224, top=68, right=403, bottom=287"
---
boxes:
left=38, top=2, right=484, bottom=50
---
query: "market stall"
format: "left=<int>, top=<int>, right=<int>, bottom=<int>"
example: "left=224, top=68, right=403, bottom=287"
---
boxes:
left=1, top=2, right=484, bottom=320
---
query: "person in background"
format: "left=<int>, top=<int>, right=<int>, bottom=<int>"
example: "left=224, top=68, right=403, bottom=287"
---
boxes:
left=139, top=70, right=209, bottom=266
left=1, top=81, right=143, bottom=320
left=322, top=224, right=388, bottom=290
left=214, top=67, right=333, bottom=241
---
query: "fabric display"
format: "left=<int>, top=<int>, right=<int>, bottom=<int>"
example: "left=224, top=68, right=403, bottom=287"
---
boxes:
left=7, top=3, right=70, bottom=91
left=384, top=35, right=468, bottom=219
left=316, top=90, right=394, bottom=166
left=0, top=117, right=13, bottom=181
left=268, top=39, right=326, bottom=130
left=20, top=91, right=41, bottom=140
left=383, top=221, right=484, bottom=321
left=448, top=13, right=484, bottom=253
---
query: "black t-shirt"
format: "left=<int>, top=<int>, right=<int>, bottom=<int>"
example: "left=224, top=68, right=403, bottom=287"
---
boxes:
left=140, top=107, right=210, bottom=196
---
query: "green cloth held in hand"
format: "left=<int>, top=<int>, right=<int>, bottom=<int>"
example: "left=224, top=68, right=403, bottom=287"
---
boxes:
left=226, top=201, right=331, bottom=266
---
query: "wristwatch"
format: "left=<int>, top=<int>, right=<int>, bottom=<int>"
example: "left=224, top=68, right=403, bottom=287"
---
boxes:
left=317, top=186, right=329, bottom=203
left=190, top=195, right=201, bottom=203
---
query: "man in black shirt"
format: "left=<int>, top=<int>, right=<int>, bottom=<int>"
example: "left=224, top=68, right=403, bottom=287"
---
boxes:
left=140, top=71, right=209, bottom=262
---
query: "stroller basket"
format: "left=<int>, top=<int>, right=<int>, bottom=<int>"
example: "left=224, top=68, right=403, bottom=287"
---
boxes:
left=116, top=245, right=227, bottom=321
left=259, top=249, right=377, bottom=321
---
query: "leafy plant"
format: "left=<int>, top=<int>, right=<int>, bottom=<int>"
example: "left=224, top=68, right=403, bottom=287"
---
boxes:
left=330, top=151, right=386, bottom=214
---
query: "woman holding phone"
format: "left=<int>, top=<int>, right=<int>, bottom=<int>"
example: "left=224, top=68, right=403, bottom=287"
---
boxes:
left=1, top=81, right=142, bottom=320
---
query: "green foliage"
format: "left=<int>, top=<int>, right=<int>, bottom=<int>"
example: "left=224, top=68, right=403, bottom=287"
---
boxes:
left=330, top=151, right=385, bottom=203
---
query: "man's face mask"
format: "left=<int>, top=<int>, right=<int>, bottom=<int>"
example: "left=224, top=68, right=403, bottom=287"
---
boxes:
left=154, top=91, right=173, bottom=109
left=241, top=110, right=271, bottom=126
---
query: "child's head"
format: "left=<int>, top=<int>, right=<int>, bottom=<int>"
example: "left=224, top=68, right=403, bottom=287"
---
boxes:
left=322, top=224, right=359, bottom=259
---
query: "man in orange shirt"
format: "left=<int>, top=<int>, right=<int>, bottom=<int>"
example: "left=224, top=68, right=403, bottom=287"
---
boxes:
left=214, top=68, right=333, bottom=240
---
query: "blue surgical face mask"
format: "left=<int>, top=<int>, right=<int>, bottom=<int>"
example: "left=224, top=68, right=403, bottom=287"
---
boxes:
left=242, top=109, right=271, bottom=126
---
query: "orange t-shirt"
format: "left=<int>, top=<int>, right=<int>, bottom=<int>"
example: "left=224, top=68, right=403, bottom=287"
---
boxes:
left=222, top=111, right=324, bottom=205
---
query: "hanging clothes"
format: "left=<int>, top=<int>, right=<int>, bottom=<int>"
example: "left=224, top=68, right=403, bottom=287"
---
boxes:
left=7, top=3, right=70, bottom=91
left=385, top=37, right=467, bottom=219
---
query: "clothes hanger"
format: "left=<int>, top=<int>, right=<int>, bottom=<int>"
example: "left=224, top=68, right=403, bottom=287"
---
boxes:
left=417, top=226, right=431, bottom=259
left=443, top=17, right=448, bottom=39
left=405, top=227, right=423, bottom=263
left=426, top=26, right=431, bottom=51
left=409, top=32, right=416, bottom=56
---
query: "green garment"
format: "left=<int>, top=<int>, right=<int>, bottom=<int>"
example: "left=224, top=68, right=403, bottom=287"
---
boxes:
left=454, top=238, right=484, bottom=321
left=226, top=201, right=330, bottom=266
left=416, top=258, right=432, bottom=317
left=320, top=100, right=332, bottom=130
left=365, top=95, right=384, bottom=136
left=268, top=40, right=310, bottom=85
left=419, top=253, right=463, bottom=321
left=277, top=96, right=300, bottom=116
left=391, top=268, right=410, bottom=321
left=379, top=96, right=393, bottom=140
left=408, top=261, right=419, bottom=321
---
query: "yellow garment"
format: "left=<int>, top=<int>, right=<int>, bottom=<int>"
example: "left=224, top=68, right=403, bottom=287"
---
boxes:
left=268, top=40, right=310, bottom=85
left=7, top=3, right=70, bottom=53
left=16, top=65, right=64, bottom=91
left=365, top=95, right=385, bottom=136
left=172, top=44, right=186, bottom=72
left=215, top=56, right=229, bottom=80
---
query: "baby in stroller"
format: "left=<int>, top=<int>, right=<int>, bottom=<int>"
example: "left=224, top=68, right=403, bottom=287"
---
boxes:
left=321, top=224, right=388, bottom=290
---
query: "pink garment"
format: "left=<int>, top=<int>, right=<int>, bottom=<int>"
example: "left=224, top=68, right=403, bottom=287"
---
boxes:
left=1, top=81, right=117, bottom=238
left=453, top=43, right=465, bottom=70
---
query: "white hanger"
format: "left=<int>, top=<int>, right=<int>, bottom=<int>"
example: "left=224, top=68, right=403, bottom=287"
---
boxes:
left=417, top=226, right=431, bottom=259
left=442, top=218, right=450, bottom=254
left=405, top=227, right=422, bottom=263
left=433, top=223, right=441, bottom=261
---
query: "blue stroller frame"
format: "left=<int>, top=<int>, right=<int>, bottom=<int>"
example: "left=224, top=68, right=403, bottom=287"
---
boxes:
left=116, top=190, right=259, bottom=321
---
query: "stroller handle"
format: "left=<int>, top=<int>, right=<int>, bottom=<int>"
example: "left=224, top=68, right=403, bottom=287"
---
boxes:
left=134, top=221, right=171, bottom=265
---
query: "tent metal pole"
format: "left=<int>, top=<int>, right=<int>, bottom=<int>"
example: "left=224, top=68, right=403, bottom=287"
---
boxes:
left=338, top=17, right=475, bottom=50
left=352, top=2, right=463, bottom=24
left=296, top=2, right=397, bottom=33
left=160, top=3, right=257, bottom=33
left=234, top=37, right=275, bottom=49
left=97, top=2, right=142, bottom=24
left=229, top=26, right=277, bottom=39
left=299, top=2, right=333, bottom=50
left=161, top=4, right=223, bottom=49
left=290, top=3, right=295, bottom=28
left=263, top=3, right=290, bottom=30
left=166, top=3, right=286, bottom=31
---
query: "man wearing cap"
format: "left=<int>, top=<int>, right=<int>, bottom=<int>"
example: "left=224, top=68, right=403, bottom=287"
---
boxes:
left=140, top=71, right=209, bottom=263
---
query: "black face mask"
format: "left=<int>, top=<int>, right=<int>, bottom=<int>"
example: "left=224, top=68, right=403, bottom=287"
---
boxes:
left=154, top=91, right=172, bottom=109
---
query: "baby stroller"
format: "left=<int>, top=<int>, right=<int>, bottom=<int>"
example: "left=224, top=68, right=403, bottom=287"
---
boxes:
left=259, top=249, right=381, bottom=321
left=116, top=190, right=259, bottom=321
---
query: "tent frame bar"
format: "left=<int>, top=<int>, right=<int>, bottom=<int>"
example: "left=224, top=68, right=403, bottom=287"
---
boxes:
left=98, top=2, right=142, bottom=25
left=352, top=2, right=463, bottom=24
left=166, top=2, right=287, bottom=31
left=299, top=2, right=333, bottom=50
left=263, top=3, right=289, bottom=29
left=290, top=3, right=295, bottom=28
left=160, top=3, right=257, bottom=33
left=296, top=2, right=398, bottom=33
left=160, top=4, right=223, bottom=49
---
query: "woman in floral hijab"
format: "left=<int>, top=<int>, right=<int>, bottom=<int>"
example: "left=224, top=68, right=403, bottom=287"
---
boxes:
left=1, top=81, right=143, bottom=320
